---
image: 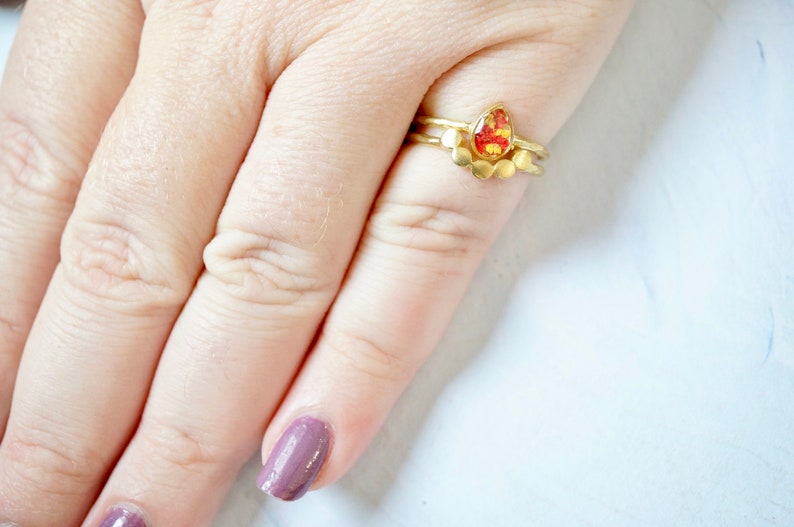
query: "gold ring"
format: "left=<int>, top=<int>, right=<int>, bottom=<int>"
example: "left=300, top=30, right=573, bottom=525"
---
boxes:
left=406, top=104, right=549, bottom=180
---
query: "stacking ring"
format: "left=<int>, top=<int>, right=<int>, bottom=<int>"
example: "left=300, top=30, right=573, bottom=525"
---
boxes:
left=406, top=104, right=549, bottom=180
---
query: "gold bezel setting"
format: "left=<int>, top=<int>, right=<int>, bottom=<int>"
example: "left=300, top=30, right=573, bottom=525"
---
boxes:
left=407, top=103, right=548, bottom=180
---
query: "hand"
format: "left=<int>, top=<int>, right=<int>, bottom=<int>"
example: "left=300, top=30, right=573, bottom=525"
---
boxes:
left=0, top=1, right=633, bottom=525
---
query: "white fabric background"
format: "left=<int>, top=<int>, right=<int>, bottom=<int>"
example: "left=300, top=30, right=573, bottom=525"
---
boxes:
left=1, top=1, right=792, bottom=526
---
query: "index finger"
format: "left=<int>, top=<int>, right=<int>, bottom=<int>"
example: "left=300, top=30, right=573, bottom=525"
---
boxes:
left=0, top=1, right=269, bottom=524
left=0, top=0, right=142, bottom=437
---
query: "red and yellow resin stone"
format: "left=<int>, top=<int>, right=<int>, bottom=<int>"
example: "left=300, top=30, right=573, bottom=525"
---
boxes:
left=472, top=106, right=513, bottom=160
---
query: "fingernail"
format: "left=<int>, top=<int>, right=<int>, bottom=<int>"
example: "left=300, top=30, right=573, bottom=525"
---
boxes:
left=0, top=522, right=19, bottom=527
left=98, top=504, right=147, bottom=527
left=257, top=415, right=331, bottom=501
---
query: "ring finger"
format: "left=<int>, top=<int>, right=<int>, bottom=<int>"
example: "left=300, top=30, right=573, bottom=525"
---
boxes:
left=256, top=8, right=634, bottom=494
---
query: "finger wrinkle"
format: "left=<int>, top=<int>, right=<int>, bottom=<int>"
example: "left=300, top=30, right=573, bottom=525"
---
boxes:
left=0, top=313, right=27, bottom=342
left=60, top=218, right=194, bottom=313
left=0, top=425, right=107, bottom=500
left=0, top=112, right=82, bottom=205
left=202, top=228, right=336, bottom=311
left=321, top=326, right=414, bottom=386
left=142, top=0, right=274, bottom=86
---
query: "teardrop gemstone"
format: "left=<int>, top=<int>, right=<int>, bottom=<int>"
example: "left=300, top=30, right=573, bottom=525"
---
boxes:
left=471, top=106, right=513, bottom=160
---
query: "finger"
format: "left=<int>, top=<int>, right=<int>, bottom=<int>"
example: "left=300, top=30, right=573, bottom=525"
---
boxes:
left=258, top=1, right=635, bottom=498
left=79, top=4, right=534, bottom=524
left=0, top=3, right=274, bottom=524
left=0, top=0, right=142, bottom=437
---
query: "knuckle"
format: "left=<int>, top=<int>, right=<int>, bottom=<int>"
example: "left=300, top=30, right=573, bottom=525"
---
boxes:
left=3, top=426, right=102, bottom=497
left=0, top=113, right=81, bottom=205
left=324, top=326, right=413, bottom=384
left=60, top=220, right=191, bottom=311
left=0, top=310, right=28, bottom=337
left=203, top=228, right=334, bottom=309
left=0, top=312, right=29, bottom=351
left=367, top=199, right=488, bottom=259
left=138, top=417, right=227, bottom=473
left=558, top=0, right=616, bottom=21
left=144, top=0, right=272, bottom=87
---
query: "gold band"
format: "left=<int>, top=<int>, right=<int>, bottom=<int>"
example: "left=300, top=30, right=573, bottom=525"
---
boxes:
left=406, top=104, right=549, bottom=179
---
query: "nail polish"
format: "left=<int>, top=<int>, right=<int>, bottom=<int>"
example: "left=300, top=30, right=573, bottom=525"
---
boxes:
left=257, top=415, right=331, bottom=501
left=98, top=504, right=147, bottom=527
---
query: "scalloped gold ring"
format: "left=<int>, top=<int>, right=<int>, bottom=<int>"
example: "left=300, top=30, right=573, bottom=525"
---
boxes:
left=406, top=104, right=549, bottom=180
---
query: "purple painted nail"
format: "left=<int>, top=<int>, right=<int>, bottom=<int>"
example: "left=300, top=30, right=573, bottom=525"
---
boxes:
left=98, top=504, right=147, bottom=527
left=257, top=415, right=331, bottom=501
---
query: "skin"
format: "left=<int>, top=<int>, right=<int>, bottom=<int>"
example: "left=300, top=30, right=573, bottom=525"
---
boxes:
left=0, top=1, right=634, bottom=525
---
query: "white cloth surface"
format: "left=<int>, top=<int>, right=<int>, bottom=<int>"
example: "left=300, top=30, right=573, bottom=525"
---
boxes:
left=1, top=1, right=792, bottom=525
